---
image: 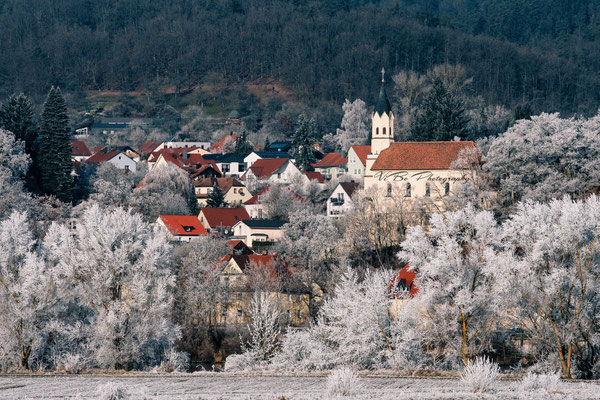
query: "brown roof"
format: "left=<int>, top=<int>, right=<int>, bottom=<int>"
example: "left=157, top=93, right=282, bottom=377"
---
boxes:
left=158, top=215, right=208, bottom=236
left=227, top=240, right=255, bottom=255
left=153, top=149, right=221, bottom=173
left=340, top=182, right=360, bottom=198
left=305, top=171, right=325, bottom=183
left=71, top=140, right=91, bottom=156
left=210, top=133, right=238, bottom=153
left=248, top=158, right=288, bottom=178
left=315, top=153, right=347, bottom=168
left=139, top=141, right=161, bottom=155
left=91, top=145, right=106, bottom=154
left=86, top=150, right=122, bottom=164
left=371, top=141, right=476, bottom=170
left=350, top=145, right=370, bottom=166
left=194, top=177, right=246, bottom=193
left=199, top=207, right=250, bottom=228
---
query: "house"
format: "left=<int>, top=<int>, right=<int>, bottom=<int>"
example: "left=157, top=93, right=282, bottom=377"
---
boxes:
left=388, top=264, right=418, bottom=318
left=188, top=164, right=223, bottom=180
left=216, top=254, right=310, bottom=326
left=226, top=110, right=242, bottom=125
left=71, top=140, right=91, bottom=162
left=139, top=141, right=161, bottom=157
left=268, top=140, right=293, bottom=153
left=156, top=215, right=208, bottom=242
left=150, top=148, right=220, bottom=172
left=347, top=145, right=370, bottom=180
left=242, top=158, right=308, bottom=186
left=314, top=153, right=348, bottom=180
left=363, top=72, right=477, bottom=204
left=327, top=182, right=361, bottom=218
left=305, top=171, right=325, bottom=184
left=156, top=141, right=211, bottom=151
left=210, top=133, right=239, bottom=153
left=243, top=186, right=304, bottom=219
left=227, top=240, right=254, bottom=255
left=87, top=117, right=152, bottom=136
left=203, top=153, right=246, bottom=178
left=244, top=151, right=293, bottom=168
left=231, top=219, right=286, bottom=248
left=198, top=207, right=250, bottom=235
left=194, top=177, right=252, bottom=207
left=85, top=150, right=137, bottom=172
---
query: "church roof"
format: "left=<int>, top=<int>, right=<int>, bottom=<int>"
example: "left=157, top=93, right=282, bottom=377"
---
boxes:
left=374, top=84, right=392, bottom=117
left=371, top=141, right=476, bottom=170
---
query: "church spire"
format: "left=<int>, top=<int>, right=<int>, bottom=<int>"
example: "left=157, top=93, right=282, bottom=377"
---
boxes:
left=374, top=68, right=392, bottom=117
left=381, top=67, right=385, bottom=83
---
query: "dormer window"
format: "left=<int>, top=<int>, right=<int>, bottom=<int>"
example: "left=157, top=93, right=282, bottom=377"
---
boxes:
left=183, top=226, right=194, bottom=232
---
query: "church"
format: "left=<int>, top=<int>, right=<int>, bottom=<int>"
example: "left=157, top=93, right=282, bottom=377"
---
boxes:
left=363, top=70, right=476, bottom=202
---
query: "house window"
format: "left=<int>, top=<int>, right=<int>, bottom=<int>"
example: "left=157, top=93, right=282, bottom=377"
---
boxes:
left=258, top=208, right=263, bottom=219
left=221, top=309, right=226, bottom=318
left=237, top=309, right=243, bottom=318
left=239, top=164, right=245, bottom=172
left=297, top=310, right=301, bottom=319
left=386, top=183, right=392, bottom=197
left=425, top=183, right=431, bottom=197
left=445, top=182, right=450, bottom=196
left=224, top=277, right=230, bottom=285
left=277, top=173, right=281, bottom=179
left=234, top=188, right=237, bottom=194
left=222, top=164, right=230, bottom=173
left=405, top=183, right=411, bottom=197
left=124, top=165, right=129, bottom=170
left=383, top=127, right=386, bottom=135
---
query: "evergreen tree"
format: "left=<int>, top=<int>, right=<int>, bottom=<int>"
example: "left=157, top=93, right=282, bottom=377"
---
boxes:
left=206, top=182, right=227, bottom=208
left=292, top=113, right=317, bottom=172
left=37, top=86, right=73, bottom=202
left=234, top=131, right=253, bottom=158
left=0, top=93, right=37, bottom=156
left=410, top=79, right=470, bottom=141
left=187, top=181, right=200, bottom=215
left=264, top=137, right=271, bottom=152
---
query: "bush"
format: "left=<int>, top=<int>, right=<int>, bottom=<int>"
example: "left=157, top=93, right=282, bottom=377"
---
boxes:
left=224, top=352, right=256, bottom=372
left=158, top=347, right=189, bottom=373
left=460, top=357, right=500, bottom=393
left=96, top=382, right=128, bottom=400
left=57, top=353, right=87, bottom=374
left=326, top=367, right=361, bottom=397
left=518, top=372, right=560, bottom=393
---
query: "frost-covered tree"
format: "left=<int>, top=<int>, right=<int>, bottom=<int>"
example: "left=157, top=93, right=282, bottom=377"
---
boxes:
left=89, top=163, right=145, bottom=207
left=1, top=93, right=37, bottom=157
left=242, top=292, right=282, bottom=367
left=325, top=99, right=369, bottom=154
left=398, top=204, right=503, bottom=366
left=0, top=129, right=33, bottom=219
left=485, top=112, right=600, bottom=206
left=0, top=212, right=57, bottom=370
left=501, top=196, right=600, bottom=378
left=54, top=205, right=178, bottom=370
left=130, top=164, right=193, bottom=220
left=261, top=184, right=304, bottom=220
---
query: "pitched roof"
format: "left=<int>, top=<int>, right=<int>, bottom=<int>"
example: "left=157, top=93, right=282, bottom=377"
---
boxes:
left=203, top=153, right=244, bottom=163
left=340, top=182, right=360, bottom=198
left=315, top=153, right=347, bottom=168
left=227, top=240, right=254, bottom=255
left=389, top=264, right=418, bottom=298
left=244, top=186, right=304, bottom=205
left=374, top=83, right=393, bottom=117
left=371, top=141, right=476, bottom=170
left=91, top=145, right=106, bottom=154
left=210, top=133, right=238, bottom=153
left=237, top=219, right=287, bottom=229
left=199, top=207, right=250, bottom=228
left=251, top=151, right=292, bottom=159
left=305, top=171, right=325, bottom=183
left=86, top=150, right=122, bottom=164
left=71, top=140, right=91, bottom=156
left=139, top=141, right=160, bottom=154
left=158, top=215, right=208, bottom=236
left=153, top=148, right=220, bottom=172
left=194, top=177, right=246, bottom=193
left=249, top=158, right=288, bottom=178
left=350, top=145, right=370, bottom=166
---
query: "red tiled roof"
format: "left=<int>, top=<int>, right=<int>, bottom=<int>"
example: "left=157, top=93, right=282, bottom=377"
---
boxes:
left=315, top=153, right=347, bottom=168
left=210, top=133, right=238, bottom=153
left=340, top=182, right=360, bottom=198
left=389, top=264, right=418, bottom=298
left=194, top=177, right=246, bottom=194
left=249, top=158, right=287, bottom=178
left=139, top=141, right=160, bottom=154
left=350, top=145, right=370, bottom=166
left=153, top=149, right=221, bottom=173
left=86, top=150, right=121, bottom=164
left=199, top=207, right=250, bottom=228
left=91, top=145, right=106, bottom=154
left=158, top=215, right=208, bottom=236
left=71, top=140, right=91, bottom=156
left=371, top=141, right=476, bottom=170
left=244, top=185, right=304, bottom=205
left=305, top=171, right=325, bottom=183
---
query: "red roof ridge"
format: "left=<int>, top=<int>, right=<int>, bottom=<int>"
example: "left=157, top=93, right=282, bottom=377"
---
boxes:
left=372, top=141, right=476, bottom=171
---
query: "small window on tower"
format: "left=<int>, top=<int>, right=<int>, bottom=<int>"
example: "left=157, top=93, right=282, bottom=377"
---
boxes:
left=425, top=183, right=431, bottom=197
left=405, top=183, right=411, bottom=197
left=383, top=127, right=386, bottom=135
left=376, top=127, right=379, bottom=135
left=445, top=182, right=450, bottom=196
left=386, top=183, right=392, bottom=197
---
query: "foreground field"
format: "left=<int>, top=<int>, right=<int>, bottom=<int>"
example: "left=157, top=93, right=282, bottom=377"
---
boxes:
left=0, top=373, right=598, bottom=399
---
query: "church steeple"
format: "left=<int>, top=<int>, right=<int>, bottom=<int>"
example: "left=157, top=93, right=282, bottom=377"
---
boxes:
left=370, top=68, right=394, bottom=155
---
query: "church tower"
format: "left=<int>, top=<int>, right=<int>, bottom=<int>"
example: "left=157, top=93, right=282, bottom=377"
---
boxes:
left=370, top=68, right=394, bottom=156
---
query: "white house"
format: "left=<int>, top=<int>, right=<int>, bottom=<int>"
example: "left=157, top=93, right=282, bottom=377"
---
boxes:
left=244, top=151, right=292, bottom=168
left=347, top=145, right=370, bottom=181
left=242, top=158, right=308, bottom=186
left=85, top=150, right=137, bottom=172
left=327, top=182, right=361, bottom=218
left=232, top=219, right=286, bottom=247
left=155, top=215, right=208, bottom=242
left=203, top=153, right=246, bottom=178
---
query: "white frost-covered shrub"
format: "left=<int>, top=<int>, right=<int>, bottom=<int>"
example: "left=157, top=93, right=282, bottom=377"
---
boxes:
left=518, top=372, right=560, bottom=393
left=224, top=352, right=256, bottom=372
left=96, top=382, right=128, bottom=400
left=460, top=357, right=499, bottom=393
left=158, top=347, right=189, bottom=373
left=57, top=353, right=87, bottom=374
left=326, top=367, right=361, bottom=397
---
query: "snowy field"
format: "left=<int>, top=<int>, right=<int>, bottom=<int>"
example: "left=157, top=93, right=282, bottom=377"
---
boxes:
left=0, top=373, right=599, bottom=399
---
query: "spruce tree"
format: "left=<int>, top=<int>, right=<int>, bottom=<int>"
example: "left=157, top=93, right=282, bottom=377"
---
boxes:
left=1, top=93, right=37, bottom=156
left=37, top=86, right=73, bottom=202
left=206, top=183, right=227, bottom=208
left=264, top=137, right=271, bottom=152
left=410, top=78, right=470, bottom=141
left=187, top=181, right=200, bottom=215
left=292, top=113, right=317, bottom=172
left=234, top=131, right=253, bottom=158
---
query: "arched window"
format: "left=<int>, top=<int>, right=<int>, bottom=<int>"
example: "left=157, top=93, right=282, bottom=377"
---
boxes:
left=425, top=183, right=431, bottom=197
left=386, top=183, right=392, bottom=197
left=445, top=182, right=450, bottom=196
left=383, top=127, right=386, bottom=135
left=405, top=183, right=411, bottom=197
left=376, top=127, right=379, bottom=135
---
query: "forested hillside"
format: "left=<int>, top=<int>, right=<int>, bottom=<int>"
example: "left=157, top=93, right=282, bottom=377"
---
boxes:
left=2, top=0, right=600, bottom=114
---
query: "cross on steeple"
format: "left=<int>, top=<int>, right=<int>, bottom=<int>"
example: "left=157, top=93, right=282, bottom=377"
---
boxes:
left=381, top=67, right=385, bottom=83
